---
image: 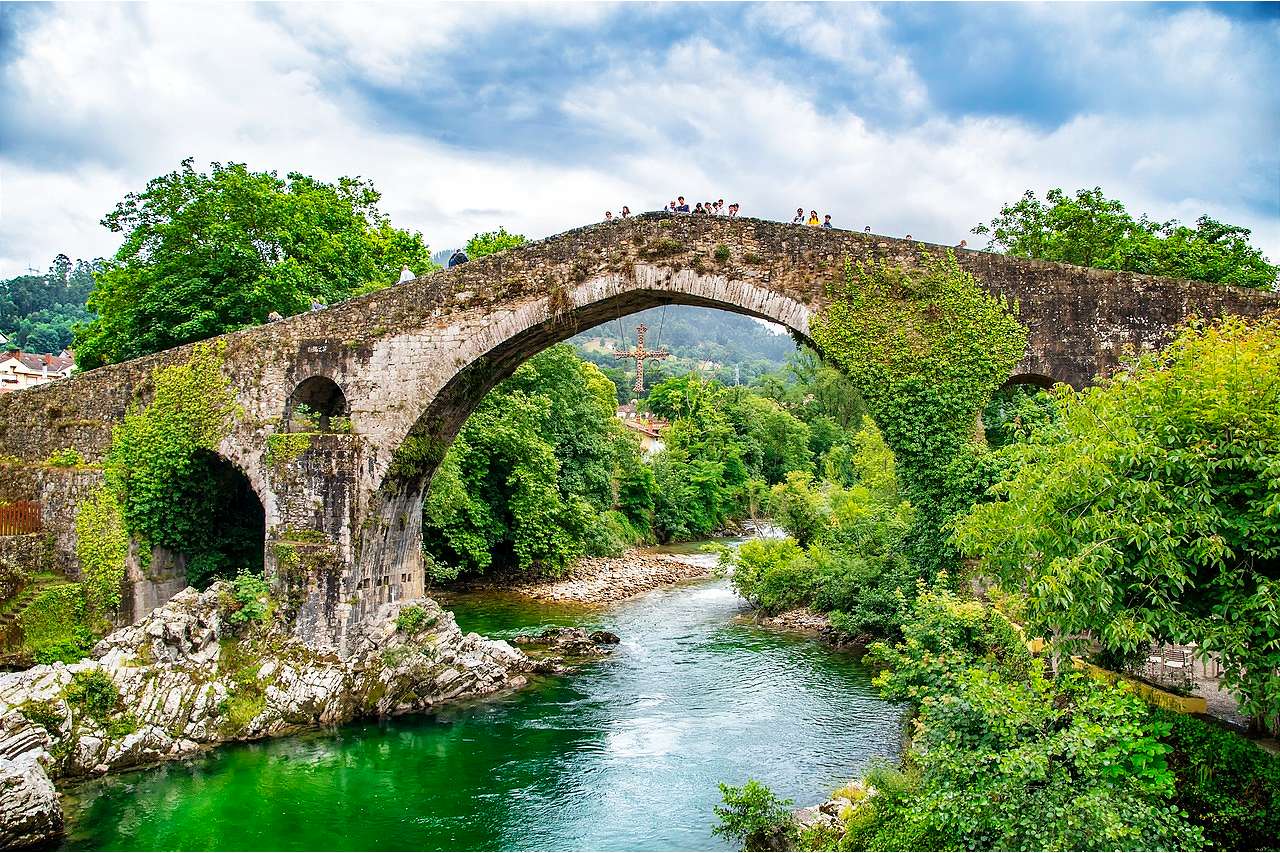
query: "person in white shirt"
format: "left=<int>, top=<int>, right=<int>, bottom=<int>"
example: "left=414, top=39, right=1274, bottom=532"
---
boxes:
left=398, top=265, right=414, bottom=283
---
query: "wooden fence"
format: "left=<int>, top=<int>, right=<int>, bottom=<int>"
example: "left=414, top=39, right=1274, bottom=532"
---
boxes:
left=0, top=501, right=41, bottom=535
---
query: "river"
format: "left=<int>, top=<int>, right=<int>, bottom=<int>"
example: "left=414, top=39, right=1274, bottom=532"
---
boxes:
left=58, top=541, right=905, bottom=851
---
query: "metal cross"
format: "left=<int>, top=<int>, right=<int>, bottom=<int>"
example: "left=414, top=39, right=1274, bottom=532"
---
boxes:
left=613, top=323, right=670, bottom=394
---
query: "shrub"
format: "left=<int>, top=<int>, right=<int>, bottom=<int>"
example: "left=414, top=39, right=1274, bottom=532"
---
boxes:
left=64, top=668, right=121, bottom=721
left=725, top=537, right=812, bottom=614
left=225, top=570, right=270, bottom=627
left=21, top=584, right=95, bottom=663
left=395, top=604, right=436, bottom=634
left=712, top=779, right=797, bottom=851
left=19, top=701, right=63, bottom=733
left=45, top=447, right=85, bottom=467
left=714, top=244, right=731, bottom=263
left=1158, top=710, right=1280, bottom=849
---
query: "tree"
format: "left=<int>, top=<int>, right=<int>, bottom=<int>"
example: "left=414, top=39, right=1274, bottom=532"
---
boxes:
left=954, top=315, right=1280, bottom=732
left=73, top=159, right=437, bottom=368
left=0, top=255, right=96, bottom=353
left=974, top=187, right=1278, bottom=290
left=465, top=227, right=526, bottom=259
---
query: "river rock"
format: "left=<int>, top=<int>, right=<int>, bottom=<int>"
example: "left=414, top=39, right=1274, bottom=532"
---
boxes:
left=0, top=582, right=548, bottom=847
left=0, top=749, right=63, bottom=849
left=492, top=551, right=714, bottom=604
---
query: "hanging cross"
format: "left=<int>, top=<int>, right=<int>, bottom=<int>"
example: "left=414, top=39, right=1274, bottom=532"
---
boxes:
left=614, top=323, right=670, bottom=393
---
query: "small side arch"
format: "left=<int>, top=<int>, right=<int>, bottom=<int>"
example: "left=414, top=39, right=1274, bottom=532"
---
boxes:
left=286, top=376, right=349, bottom=431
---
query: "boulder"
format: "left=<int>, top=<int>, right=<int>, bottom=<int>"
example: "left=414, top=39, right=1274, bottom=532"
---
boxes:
left=0, top=750, right=63, bottom=849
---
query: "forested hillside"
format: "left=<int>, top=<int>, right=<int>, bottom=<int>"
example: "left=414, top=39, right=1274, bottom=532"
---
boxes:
left=0, top=255, right=96, bottom=353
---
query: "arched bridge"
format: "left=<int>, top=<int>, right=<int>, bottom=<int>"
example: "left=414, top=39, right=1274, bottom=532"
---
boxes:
left=1, top=214, right=1276, bottom=653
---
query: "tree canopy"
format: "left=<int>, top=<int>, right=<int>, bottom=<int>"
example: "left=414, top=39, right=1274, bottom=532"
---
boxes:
left=974, top=187, right=1278, bottom=290
left=0, top=254, right=96, bottom=353
left=464, top=227, right=527, bottom=259
left=954, top=315, right=1280, bottom=730
left=73, top=159, right=436, bottom=369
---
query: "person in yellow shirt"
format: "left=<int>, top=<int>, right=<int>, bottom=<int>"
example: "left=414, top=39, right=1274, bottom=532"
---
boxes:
left=806, top=210, right=820, bottom=226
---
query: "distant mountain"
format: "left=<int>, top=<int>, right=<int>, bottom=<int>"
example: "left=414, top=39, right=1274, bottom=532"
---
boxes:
left=570, top=305, right=796, bottom=399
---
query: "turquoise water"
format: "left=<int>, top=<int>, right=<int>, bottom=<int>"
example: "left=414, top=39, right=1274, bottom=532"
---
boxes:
left=59, top=563, right=904, bottom=851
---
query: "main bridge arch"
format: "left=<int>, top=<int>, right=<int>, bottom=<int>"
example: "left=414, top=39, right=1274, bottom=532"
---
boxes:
left=1, top=214, right=1276, bottom=653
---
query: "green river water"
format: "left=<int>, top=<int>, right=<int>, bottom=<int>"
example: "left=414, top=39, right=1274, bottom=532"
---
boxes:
left=58, top=542, right=905, bottom=851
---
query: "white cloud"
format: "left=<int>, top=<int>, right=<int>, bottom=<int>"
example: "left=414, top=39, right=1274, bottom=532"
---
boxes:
left=0, top=2, right=1275, bottom=279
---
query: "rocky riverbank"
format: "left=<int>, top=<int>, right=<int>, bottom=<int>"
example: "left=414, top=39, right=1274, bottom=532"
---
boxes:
left=454, top=550, right=715, bottom=605
left=0, top=583, right=617, bottom=849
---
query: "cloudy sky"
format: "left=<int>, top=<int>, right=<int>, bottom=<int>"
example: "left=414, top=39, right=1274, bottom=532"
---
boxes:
left=1, top=1, right=1277, bottom=277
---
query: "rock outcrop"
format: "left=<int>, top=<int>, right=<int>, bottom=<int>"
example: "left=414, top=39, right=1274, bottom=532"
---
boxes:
left=471, top=551, right=714, bottom=604
left=0, top=583, right=543, bottom=849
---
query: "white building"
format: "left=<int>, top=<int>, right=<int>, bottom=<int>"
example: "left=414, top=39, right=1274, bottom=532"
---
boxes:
left=0, top=350, right=75, bottom=393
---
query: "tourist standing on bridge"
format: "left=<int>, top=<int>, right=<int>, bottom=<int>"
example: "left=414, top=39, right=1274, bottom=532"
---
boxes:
left=605, top=211, right=613, bottom=221
left=822, top=214, right=833, bottom=229
left=807, top=210, right=820, bottom=226
left=398, top=265, right=414, bottom=283
left=694, top=202, right=706, bottom=214
left=676, top=197, right=689, bottom=212
left=792, top=208, right=805, bottom=224
left=728, top=203, right=740, bottom=218
left=621, top=206, right=631, bottom=218
left=448, top=249, right=469, bottom=268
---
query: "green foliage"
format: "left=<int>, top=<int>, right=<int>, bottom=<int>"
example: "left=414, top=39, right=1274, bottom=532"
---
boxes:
left=768, top=472, right=824, bottom=547
left=20, top=584, right=94, bottom=663
left=713, top=244, right=731, bottom=263
left=74, top=487, right=129, bottom=618
left=464, top=227, right=527, bottom=259
left=224, top=570, right=270, bottom=627
left=45, top=447, right=85, bottom=467
left=954, top=315, right=1280, bottom=730
left=811, top=252, right=1027, bottom=576
left=266, top=431, right=313, bottom=465
left=981, top=383, right=1057, bottom=450
left=422, top=345, right=640, bottom=579
left=975, top=187, right=1278, bottom=290
left=848, top=586, right=1204, bottom=851
left=73, top=159, right=437, bottom=368
left=0, top=254, right=96, bottom=353
left=19, top=701, right=63, bottom=733
left=712, top=780, right=797, bottom=851
left=103, top=341, right=262, bottom=587
left=64, top=668, right=121, bottom=722
left=394, top=604, right=436, bottom=634
left=724, top=538, right=810, bottom=614
left=1157, top=710, right=1280, bottom=849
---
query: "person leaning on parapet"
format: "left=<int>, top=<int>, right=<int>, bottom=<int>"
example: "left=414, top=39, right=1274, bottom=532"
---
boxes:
left=864, top=225, right=871, bottom=233
left=728, top=203, right=740, bottom=218
left=792, top=208, right=805, bottom=224
left=676, top=196, right=690, bottom=212
left=822, top=214, right=833, bottom=229
left=694, top=202, right=706, bottom=214
left=807, top=210, right=820, bottom=227
left=448, top=248, right=469, bottom=268
left=621, top=206, right=631, bottom=218
left=715, top=199, right=725, bottom=214
left=605, top=211, right=614, bottom=221
left=398, top=265, right=414, bottom=283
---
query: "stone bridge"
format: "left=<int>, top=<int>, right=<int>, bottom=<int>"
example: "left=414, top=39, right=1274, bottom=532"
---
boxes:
left=1, top=214, right=1276, bottom=654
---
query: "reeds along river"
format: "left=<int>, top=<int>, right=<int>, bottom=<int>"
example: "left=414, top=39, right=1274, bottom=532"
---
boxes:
left=59, top=541, right=905, bottom=851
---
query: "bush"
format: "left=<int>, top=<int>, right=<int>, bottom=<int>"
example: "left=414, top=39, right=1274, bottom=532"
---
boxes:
left=21, top=584, right=96, bottom=663
left=64, top=668, right=121, bottom=721
left=1159, top=710, right=1280, bottom=849
left=45, top=447, right=84, bottom=467
left=395, top=604, right=437, bottom=634
left=225, top=570, right=270, bottom=627
left=712, top=780, right=796, bottom=851
left=725, top=537, right=812, bottom=614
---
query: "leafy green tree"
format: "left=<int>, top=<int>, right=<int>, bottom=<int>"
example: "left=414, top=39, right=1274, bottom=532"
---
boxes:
left=74, top=159, right=436, bottom=368
left=768, top=471, right=824, bottom=547
left=421, top=345, right=644, bottom=578
left=974, top=187, right=1278, bottom=290
left=954, top=315, right=1280, bottom=731
left=464, top=227, right=527, bottom=259
left=712, top=780, right=797, bottom=852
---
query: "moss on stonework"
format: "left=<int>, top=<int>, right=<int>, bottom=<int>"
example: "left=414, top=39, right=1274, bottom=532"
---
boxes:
left=387, top=434, right=448, bottom=482
left=266, top=431, right=313, bottom=466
